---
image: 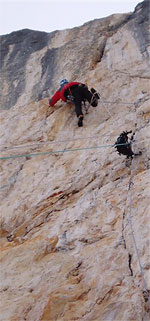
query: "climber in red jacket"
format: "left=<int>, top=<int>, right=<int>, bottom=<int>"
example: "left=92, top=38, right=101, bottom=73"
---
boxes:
left=49, top=79, right=100, bottom=127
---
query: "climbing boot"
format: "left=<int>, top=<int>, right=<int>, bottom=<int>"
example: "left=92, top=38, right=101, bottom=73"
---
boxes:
left=78, top=115, right=83, bottom=127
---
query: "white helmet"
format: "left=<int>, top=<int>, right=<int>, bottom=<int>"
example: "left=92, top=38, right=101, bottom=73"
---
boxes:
left=60, top=79, right=68, bottom=86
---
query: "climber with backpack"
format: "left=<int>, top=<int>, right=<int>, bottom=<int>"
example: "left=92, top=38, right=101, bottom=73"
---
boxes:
left=49, top=79, right=100, bottom=127
left=114, top=131, right=142, bottom=158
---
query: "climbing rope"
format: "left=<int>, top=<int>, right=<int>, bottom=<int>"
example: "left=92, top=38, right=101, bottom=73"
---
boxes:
left=0, top=142, right=124, bottom=160
left=1, top=135, right=100, bottom=152
left=128, top=176, right=150, bottom=304
left=5, top=96, right=136, bottom=113
left=127, top=133, right=150, bottom=306
left=100, top=99, right=135, bottom=105
left=0, top=138, right=149, bottom=160
left=99, top=98, right=114, bottom=118
left=1, top=136, right=150, bottom=153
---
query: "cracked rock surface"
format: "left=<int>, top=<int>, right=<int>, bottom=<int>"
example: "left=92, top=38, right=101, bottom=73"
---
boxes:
left=0, top=1, right=150, bottom=320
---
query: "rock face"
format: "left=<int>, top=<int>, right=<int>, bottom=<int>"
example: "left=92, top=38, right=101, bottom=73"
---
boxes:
left=0, top=1, right=150, bottom=320
left=0, top=0, right=149, bottom=110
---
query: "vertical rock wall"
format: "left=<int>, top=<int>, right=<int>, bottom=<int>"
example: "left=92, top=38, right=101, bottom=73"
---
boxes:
left=0, top=1, right=150, bottom=320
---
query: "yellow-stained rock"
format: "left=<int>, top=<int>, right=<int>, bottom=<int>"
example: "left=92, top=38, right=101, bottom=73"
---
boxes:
left=0, top=3, right=150, bottom=321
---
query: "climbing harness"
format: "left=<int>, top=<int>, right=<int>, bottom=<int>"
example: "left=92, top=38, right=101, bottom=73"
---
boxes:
left=66, top=95, right=74, bottom=103
left=66, top=86, right=74, bottom=104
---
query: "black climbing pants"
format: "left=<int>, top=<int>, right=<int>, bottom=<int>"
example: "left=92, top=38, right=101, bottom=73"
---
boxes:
left=65, top=85, right=93, bottom=118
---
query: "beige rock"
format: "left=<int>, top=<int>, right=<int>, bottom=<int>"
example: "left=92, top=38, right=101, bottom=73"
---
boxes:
left=0, top=6, right=150, bottom=321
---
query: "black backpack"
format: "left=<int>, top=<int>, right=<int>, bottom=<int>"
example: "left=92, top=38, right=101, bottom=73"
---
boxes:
left=114, top=131, right=134, bottom=158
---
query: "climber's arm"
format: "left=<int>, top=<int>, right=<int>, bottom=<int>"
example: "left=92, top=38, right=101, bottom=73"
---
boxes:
left=49, top=91, right=61, bottom=106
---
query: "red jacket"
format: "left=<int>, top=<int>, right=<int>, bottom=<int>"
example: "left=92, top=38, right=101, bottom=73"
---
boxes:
left=49, top=82, right=81, bottom=106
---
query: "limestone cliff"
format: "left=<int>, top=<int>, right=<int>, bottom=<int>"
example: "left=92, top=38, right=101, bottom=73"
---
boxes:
left=0, top=1, right=150, bottom=320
